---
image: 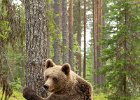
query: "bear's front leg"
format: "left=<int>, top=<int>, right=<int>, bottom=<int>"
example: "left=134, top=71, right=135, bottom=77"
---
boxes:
left=23, top=87, right=44, bottom=100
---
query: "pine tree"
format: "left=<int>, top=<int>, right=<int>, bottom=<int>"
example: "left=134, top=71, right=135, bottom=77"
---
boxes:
left=62, top=0, right=69, bottom=63
left=83, top=0, right=87, bottom=79
left=93, top=0, right=103, bottom=86
left=69, top=0, right=74, bottom=70
left=102, top=0, right=140, bottom=99
left=25, top=0, right=47, bottom=96
left=53, top=0, right=61, bottom=64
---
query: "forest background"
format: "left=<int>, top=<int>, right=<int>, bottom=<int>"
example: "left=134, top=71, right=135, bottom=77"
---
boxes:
left=0, top=0, right=140, bottom=100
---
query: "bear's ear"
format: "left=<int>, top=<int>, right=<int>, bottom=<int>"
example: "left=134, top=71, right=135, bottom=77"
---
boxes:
left=61, top=63, right=71, bottom=75
left=44, top=59, right=55, bottom=69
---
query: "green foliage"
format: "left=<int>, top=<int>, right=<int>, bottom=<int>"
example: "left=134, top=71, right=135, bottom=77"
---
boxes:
left=0, top=88, right=25, bottom=100
left=0, top=0, right=26, bottom=93
left=0, top=21, right=10, bottom=40
left=94, top=93, right=107, bottom=100
left=102, top=0, right=140, bottom=99
left=0, top=0, right=140, bottom=99
left=86, top=43, right=94, bottom=84
left=11, top=78, right=22, bottom=91
left=6, top=43, right=25, bottom=80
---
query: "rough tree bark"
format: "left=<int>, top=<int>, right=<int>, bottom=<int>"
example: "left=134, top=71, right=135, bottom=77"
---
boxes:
left=69, top=0, right=74, bottom=70
left=76, top=0, right=82, bottom=76
left=46, top=1, right=51, bottom=59
left=93, top=0, right=103, bottom=85
left=25, top=0, right=47, bottom=96
left=53, top=0, right=61, bottom=64
left=83, top=0, right=87, bottom=79
left=0, top=41, right=4, bottom=74
left=62, top=0, right=69, bottom=63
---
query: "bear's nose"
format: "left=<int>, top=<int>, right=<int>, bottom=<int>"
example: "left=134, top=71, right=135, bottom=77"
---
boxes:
left=43, top=85, right=49, bottom=90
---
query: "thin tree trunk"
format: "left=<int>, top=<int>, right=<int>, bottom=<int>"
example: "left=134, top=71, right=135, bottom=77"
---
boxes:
left=93, top=0, right=103, bottom=85
left=93, top=0, right=98, bottom=85
left=76, top=0, right=82, bottom=76
left=47, top=27, right=50, bottom=59
left=19, top=17, right=25, bottom=87
left=69, top=0, right=74, bottom=70
left=25, top=0, right=47, bottom=96
left=0, top=40, right=4, bottom=74
left=53, top=0, right=61, bottom=64
left=97, top=0, right=103, bottom=85
left=83, top=0, right=87, bottom=79
left=46, top=1, right=51, bottom=59
left=62, top=0, right=69, bottom=63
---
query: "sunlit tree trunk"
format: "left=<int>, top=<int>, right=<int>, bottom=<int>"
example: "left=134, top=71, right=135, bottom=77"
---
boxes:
left=93, top=0, right=103, bottom=85
left=62, top=0, right=69, bottom=63
left=25, top=0, right=47, bottom=96
left=76, top=0, right=82, bottom=76
left=93, top=0, right=98, bottom=85
left=53, top=0, right=61, bottom=64
left=69, top=0, right=74, bottom=70
left=98, top=0, right=104, bottom=85
left=46, top=1, right=51, bottom=59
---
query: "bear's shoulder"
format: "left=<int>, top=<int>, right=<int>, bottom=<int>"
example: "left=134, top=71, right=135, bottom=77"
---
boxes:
left=75, top=76, right=93, bottom=100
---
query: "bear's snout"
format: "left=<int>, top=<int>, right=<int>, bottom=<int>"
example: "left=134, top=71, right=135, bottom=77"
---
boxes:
left=43, top=84, right=49, bottom=90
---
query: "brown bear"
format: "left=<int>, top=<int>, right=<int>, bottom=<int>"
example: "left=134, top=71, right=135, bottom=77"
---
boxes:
left=23, top=59, right=93, bottom=100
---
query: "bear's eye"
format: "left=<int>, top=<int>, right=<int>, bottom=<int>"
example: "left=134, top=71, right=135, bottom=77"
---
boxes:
left=45, top=75, right=49, bottom=80
left=53, top=77, right=58, bottom=83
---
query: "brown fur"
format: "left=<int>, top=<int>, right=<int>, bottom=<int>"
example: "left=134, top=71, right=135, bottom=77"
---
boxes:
left=23, top=59, right=93, bottom=100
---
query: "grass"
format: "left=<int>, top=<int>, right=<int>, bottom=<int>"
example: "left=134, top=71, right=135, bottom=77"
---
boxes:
left=2, top=89, right=139, bottom=100
left=0, top=89, right=107, bottom=100
left=94, top=93, right=107, bottom=100
left=0, top=89, right=25, bottom=100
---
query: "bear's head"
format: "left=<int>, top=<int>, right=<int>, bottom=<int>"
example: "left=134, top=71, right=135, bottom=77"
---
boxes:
left=43, top=59, right=71, bottom=93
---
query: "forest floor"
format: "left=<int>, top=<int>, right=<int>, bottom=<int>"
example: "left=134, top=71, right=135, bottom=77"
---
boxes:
left=1, top=89, right=139, bottom=100
left=0, top=88, right=107, bottom=100
left=0, top=88, right=24, bottom=100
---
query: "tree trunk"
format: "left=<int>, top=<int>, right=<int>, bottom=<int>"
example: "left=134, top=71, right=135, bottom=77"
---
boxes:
left=46, top=1, right=51, bottom=59
left=93, top=0, right=98, bottom=85
left=53, top=0, right=61, bottom=64
left=19, top=14, right=25, bottom=87
left=69, top=0, right=74, bottom=70
left=83, top=0, right=86, bottom=79
left=25, top=0, right=47, bottom=96
left=62, top=0, right=69, bottom=63
left=76, top=0, right=82, bottom=76
left=93, top=0, right=103, bottom=86
left=0, top=40, right=4, bottom=74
